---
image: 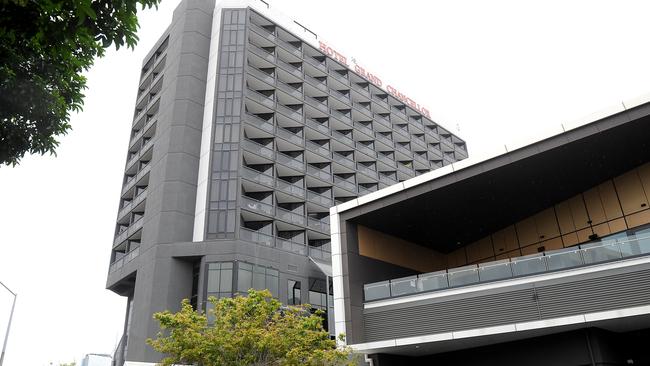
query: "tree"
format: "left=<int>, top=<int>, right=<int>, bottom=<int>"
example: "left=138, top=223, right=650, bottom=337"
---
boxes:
left=0, top=0, right=160, bottom=166
left=148, top=289, right=356, bottom=366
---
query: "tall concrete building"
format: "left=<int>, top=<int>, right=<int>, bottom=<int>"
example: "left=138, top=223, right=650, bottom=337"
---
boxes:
left=106, top=1, right=467, bottom=364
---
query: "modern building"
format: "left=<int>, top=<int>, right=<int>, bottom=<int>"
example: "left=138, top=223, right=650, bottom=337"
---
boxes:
left=106, top=0, right=467, bottom=364
left=331, top=96, right=650, bottom=365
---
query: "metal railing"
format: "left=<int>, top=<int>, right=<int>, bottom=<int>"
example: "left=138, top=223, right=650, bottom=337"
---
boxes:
left=364, top=231, right=650, bottom=301
left=241, top=196, right=274, bottom=216
left=240, top=227, right=275, bottom=247
left=242, top=166, right=274, bottom=187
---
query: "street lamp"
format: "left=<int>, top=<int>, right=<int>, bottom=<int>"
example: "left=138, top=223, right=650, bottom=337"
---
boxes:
left=0, top=281, right=17, bottom=366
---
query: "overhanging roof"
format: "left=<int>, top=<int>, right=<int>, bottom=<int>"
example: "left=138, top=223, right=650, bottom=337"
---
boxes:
left=333, top=95, right=650, bottom=252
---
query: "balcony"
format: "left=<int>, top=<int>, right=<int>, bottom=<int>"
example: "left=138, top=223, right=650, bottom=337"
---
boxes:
left=117, top=190, right=147, bottom=222
left=245, top=113, right=274, bottom=134
left=307, top=164, right=332, bottom=183
left=304, top=74, right=328, bottom=92
left=277, top=238, right=307, bottom=255
left=109, top=246, right=140, bottom=273
left=276, top=127, right=304, bottom=147
left=357, top=164, right=378, bottom=180
left=329, top=70, right=349, bottom=85
left=355, top=142, right=376, bottom=158
left=249, top=22, right=275, bottom=42
left=306, top=140, right=331, bottom=160
left=276, top=37, right=302, bottom=58
left=247, top=65, right=275, bottom=85
left=276, top=151, right=305, bottom=172
left=240, top=227, right=275, bottom=247
left=241, top=166, right=274, bottom=188
left=276, top=79, right=302, bottom=100
left=121, top=163, right=151, bottom=196
left=307, top=190, right=334, bottom=208
left=329, top=108, right=352, bottom=126
left=308, top=244, right=331, bottom=260
left=376, top=153, right=396, bottom=168
left=241, top=196, right=274, bottom=217
left=304, top=56, right=327, bottom=73
left=353, top=122, right=374, bottom=140
left=330, top=89, right=351, bottom=106
left=373, top=114, right=391, bottom=130
left=353, top=102, right=373, bottom=119
left=332, top=151, right=356, bottom=170
left=306, top=118, right=330, bottom=135
left=276, top=206, right=305, bottom=226
left=331, top=130, right=354, bottom=148
left=379, top=173, right=398, bottom=185
left=276, top=58, right=302, bottom=78
left=334, top=176, right=357, bottom=194
left=242, top=139, right=274, bottom=160
left=307, top=217, right=330, bottom=234
left=275, top=103, right=303, bottom=123
left=113, top=217, right=143, bottom=247
left=276, top=179, right=305, bottom=198
left=364, top=231, right=650, bottom=301
left=397, top=162, right=413, bottom=175
left=305, top=95, right=329, bottom=113
left=245, top=88, right=275, bottom=109
left=248, top=43, right=276, bottom=63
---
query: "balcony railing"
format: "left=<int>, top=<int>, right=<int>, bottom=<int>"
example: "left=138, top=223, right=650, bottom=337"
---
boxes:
left=304, top=55, right=327, bottom=71
left=241, top=196, right=274, bottom=216
left=306, top=118, right=330, bottom=135
left=304, top=73, right=328, bottom=91
left=308, top=217, right=330, bottom=233
left=376, top=153, right=396, bottom=168
left=109, top=246, right=140, bottom=273
left=306, top=140, right=331, bottom=159
left=246, top=88, right=275, bottom=109
left=307, top=190, right=334, bottom=207
left=242, top=139, right=274, bottom=160
left=329, top=70, right=349, bottom=85
left=276, top=179, right=305, bottom=198
left=276, top=58, right=303, bottom=78
left=276, top=79, right=303, bottom=100
left=373, top=114, right=391, bottom=130
left=379, top=173, right=398, bottom=185
left=276, top=36, right=302, bottom=56
left=332, top=151, right=356, bottom=169
left=276, top=127, right=304, bottom=146
left=277, top=238, right=307, bottom=255
left=309, top=245, right=331, bottom=260
left=240, top=227, right=275, bottom=247
left=334, top=176, right=357, bottom=193
left=241, top=166, right=274, bottom=187
left=307, top=164, right=332, bottom=183
left=305, top=95, right=329, bottom=113
left=329, top=108, right=352, bottom=126
left=276, top=151, right=305, bottom=171
left=248, top=43, right=276, bottom=63
left=247, top=65, right=275, bottom=85
left=276, top=206, right=305, bottom=226
left=275, top=103, right=303, bottom=122
left=249, top=22, right=275, bottom=41
left=331, top=130, right=354, bottom=148
left=364, top=230, right=650, bottom=301
left=245, top=113, right=274, bottom=133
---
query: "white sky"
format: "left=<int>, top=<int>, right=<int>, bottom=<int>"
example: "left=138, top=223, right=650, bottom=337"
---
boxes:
left=1, top=0, right=649, bottom=365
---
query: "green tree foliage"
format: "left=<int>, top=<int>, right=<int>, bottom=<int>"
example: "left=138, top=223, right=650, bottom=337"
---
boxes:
left=0, top=0, right=160, bottom=166
left=148, top=289, right=356, bottom=366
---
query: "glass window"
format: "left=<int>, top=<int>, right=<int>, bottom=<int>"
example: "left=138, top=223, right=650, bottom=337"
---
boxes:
left=235, top=262, right=280, bottom=297
left=237, top=262, right=253, bottom=292
left=206, top=262, right=233, bottom=302
left=288, top=280, right=301, bottom=305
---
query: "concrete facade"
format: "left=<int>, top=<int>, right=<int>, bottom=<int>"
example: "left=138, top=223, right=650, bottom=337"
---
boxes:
left=106, top=1, right=467, bottom=364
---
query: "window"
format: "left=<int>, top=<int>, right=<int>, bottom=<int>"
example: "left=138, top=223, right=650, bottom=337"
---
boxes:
left=236, top=262, right=279, bottom=297
left=288, top=280, right=301, bottom=305
left=206, top=262, right=233, bottom=299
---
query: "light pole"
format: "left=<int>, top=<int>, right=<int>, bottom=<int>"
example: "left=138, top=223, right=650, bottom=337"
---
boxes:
left=0, top=281, right=17, bottom=366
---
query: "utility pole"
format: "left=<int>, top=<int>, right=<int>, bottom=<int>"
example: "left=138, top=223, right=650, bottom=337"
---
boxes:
left=0, top=281, right=17, bottom=366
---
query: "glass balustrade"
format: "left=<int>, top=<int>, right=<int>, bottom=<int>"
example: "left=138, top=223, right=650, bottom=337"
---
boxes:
left=240, top=227, right=275, bottom=247
left=276, top=151, right=305, bottom=171
left=241, top=166, right=274, bottom=187
left=363, top=230, right=650, bottom=301
left=241, top=196, right=274, bottom=216
left=276, top=179, right=305, bottom=198
left=277, top=238, right=307, bottom=255
left=276, top=206, right=305, bottom=226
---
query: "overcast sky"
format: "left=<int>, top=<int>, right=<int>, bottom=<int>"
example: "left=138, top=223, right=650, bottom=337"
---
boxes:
left=1, top=0, right=649, bottom=365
